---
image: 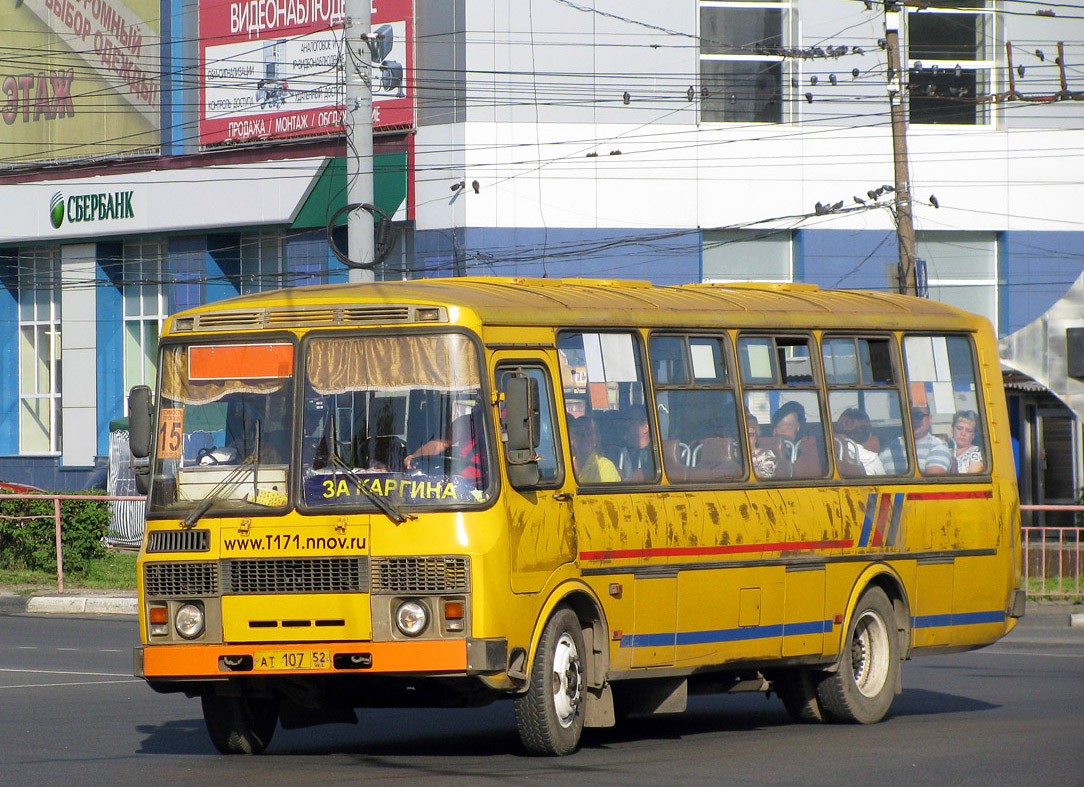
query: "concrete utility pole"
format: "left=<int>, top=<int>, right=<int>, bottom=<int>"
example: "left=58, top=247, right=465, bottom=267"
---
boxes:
left=884, top=4, right=918, bottom=296
left=344, top=0, right=375, bottom=283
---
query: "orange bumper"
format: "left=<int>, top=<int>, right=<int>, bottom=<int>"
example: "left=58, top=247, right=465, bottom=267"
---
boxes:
left=137, top=639, right=468, bottom=680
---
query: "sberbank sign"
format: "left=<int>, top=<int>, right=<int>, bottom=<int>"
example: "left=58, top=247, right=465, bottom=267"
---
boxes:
left=49, top=190, right=135, bottom=229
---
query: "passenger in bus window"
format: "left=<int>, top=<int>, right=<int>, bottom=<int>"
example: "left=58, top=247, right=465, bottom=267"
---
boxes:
left=616, top=410, right=653, bottom=481
left=950, top=410, right=986, bottom=474
left=747, top=414, right=778, bottom=479
left=770, top=400, right=805, bottom=462
left=906, top=405, right=952, bottom=475
left=405, top=405, right=486, bottom=484
left=570, top=416, right=620, bottom=483
left=835, top=408, right=885, bottom=475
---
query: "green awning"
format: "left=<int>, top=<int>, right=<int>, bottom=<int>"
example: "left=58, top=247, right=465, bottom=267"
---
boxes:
left=291, top=152, right=408, bottom=230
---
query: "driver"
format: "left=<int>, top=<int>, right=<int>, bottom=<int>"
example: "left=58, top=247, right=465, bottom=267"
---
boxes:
left=404, top=405, right=485, bottom=484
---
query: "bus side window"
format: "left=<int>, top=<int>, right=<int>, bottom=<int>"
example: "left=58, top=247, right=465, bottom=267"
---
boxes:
left=497, top=364, right=562, bottom=485
left=902, top=335, right=988, bottom=476
left=739, top=335, right=828, bottom=480
left=557, top=331, right=653, bottom=485
left=823, top=336, right=908, bottom=478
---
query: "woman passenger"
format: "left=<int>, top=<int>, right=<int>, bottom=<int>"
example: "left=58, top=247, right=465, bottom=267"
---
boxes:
left=950, top=410, right=986, bottom=474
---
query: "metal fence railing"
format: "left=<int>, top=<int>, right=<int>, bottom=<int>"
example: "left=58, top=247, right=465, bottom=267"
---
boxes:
left=1019, top=505, right=1083, bottom=599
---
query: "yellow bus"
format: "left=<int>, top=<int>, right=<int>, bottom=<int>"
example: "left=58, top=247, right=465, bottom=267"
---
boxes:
left=129, top=277, right=1023, bottom=756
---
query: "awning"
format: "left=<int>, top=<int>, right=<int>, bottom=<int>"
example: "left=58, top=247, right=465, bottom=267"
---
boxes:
left=291, top=153, right=408, bottom=230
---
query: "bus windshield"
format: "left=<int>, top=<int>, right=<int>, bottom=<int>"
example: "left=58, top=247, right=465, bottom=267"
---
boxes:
left=149, top=342, right=295, bottom=515
left=299, top=332, right=492, bottom=510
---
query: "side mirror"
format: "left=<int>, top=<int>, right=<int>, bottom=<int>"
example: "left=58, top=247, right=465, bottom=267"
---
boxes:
left=128, top=386, right=154, bottom=495
left=503, top=375, right=541, bottom=488
left=128, top=385, right=153, bottom=458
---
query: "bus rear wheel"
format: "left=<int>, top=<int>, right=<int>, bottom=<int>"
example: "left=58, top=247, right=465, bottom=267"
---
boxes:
left=773, top=670, right=825, bottom=723
left=514, top=607, right=586, bottom=756
left=816, top=586, right=899, bottom=724
left=201, top=692, right=278, bottom=754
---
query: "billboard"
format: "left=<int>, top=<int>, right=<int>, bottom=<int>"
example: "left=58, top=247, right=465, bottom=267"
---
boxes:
left=199, top=0, right=414, bottom=146
left=0, top=0, right=161, bottom=164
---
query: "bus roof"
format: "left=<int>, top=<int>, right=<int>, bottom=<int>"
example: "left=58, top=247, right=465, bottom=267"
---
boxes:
left=165, top=277, right=982, bottom=335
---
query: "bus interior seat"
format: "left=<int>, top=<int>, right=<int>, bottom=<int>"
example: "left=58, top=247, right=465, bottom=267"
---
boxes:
left=833, top=437, right=866, bottom=478
left=685, top=437, right=742, bottom=480
left=661, top=439, right=688, bottom=481
left=791, top=433, right=826, bottom=478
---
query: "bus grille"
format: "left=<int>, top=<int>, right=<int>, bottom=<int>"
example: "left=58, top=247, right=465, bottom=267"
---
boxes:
left=145, top=529, right=210, bottom=553
left=144, top=561, right=219, bottom=597
left=370, top=556, right=470, bottom=594
left=221, top=557, right=369, bottom=595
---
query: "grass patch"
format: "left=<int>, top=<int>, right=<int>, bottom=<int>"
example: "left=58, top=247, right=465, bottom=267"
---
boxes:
left=0, top=548, right=137, bottom=592
left=1025, top=574, right=1084, bottom=600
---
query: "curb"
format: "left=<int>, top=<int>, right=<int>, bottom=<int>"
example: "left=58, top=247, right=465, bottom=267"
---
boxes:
left=1, top=595, right=137, bottom=616
left=1072, top=614, right=1084, bottom=629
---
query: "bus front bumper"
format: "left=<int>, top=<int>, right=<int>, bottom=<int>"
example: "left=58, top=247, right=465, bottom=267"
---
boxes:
left=134, top=638, right=507, bottom=681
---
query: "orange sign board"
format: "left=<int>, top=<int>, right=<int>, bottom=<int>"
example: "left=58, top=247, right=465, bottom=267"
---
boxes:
left=189, top=344, right=294, bottom=380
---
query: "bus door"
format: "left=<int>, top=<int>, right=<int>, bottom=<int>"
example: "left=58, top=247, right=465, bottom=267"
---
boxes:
left=494, top=357, right=574, bottom=594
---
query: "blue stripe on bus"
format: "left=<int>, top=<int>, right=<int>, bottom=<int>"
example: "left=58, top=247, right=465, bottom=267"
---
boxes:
left=885, top=492, right=905, bottom=546
left=857, top=492, right=878, bottom=547
left=620, top=619, right=833, bottom=649
left=911, top=610, right=1005, bottom=629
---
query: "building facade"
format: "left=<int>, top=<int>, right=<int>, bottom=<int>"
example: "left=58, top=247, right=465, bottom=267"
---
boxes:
left=0, top=0, right=1082, bottom=504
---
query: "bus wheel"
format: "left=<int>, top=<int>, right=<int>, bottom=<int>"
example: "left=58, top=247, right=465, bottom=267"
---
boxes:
left=514, top=607, right=586, bottom=755
left=773, top=670, right=825, bottom=723
left=201, top=692, right=278, bottom=754
left=816, top=587, right=899, bottom=724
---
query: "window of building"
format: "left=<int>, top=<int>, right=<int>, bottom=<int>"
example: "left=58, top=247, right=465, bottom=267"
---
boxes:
left=907, top=0, right=994, bottom=125
left=123, top=240, right=167, bottom=393
left=917, top=232, right=998, bottom=334
left=239, top=234, right=285, bottom=294
left=702, top=230, right=792, bottom=282
left=700, top=1, right=789, bottom=123
left=18, top=248, right=61, bottom=453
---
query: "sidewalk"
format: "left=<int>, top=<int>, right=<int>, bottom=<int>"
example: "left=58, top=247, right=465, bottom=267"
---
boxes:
left=0, top=587, right=137, bottom=616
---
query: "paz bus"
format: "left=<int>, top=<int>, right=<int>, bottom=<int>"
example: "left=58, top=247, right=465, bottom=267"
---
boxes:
left=129, top=277, right=1023, bottom=756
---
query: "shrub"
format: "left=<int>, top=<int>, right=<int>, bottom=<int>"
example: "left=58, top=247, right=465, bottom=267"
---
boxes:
left=0, top=491, right=111, bottom=574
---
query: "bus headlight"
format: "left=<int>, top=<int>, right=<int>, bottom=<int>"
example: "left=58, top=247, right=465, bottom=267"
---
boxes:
left=175, top=603, right=205, bottom=639
left=395, top=600, right=428, bottom=636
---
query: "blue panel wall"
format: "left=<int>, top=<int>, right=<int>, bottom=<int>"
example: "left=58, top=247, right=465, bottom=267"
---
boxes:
left=286, top=231, right=332, bottom=286
left=1000, top=231, right=1084, bottom=336
left=0, top=252, right=19, bottom=455
left=96, top=243, right=125, bottom=456
left=168, top=236, right=207, bottom=313
left=798, top=229, right=898, bottom=291
left=415, top=228, right=701, bottom=284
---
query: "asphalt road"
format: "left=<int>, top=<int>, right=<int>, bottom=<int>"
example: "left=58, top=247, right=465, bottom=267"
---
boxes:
left=1, top=611, right=1082, bottom=786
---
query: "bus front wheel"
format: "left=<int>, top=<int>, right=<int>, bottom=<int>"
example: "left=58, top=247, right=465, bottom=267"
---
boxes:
left=201, top=692, right=278, bottom=754
left=816, top=586, right=900, bottom=724
left=514, top=607, right=586, bottom=755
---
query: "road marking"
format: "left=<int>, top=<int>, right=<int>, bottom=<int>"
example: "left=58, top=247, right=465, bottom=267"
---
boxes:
left=0, top=668, right=131, bottom=677
left=0, top=679, right=140, bottom=690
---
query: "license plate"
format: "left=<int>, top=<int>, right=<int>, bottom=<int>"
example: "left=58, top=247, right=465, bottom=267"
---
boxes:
left=252, top=649, right=331, bottom=671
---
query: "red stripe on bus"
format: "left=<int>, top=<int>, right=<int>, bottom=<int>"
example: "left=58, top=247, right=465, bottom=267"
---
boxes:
left=906, top=490, right=993, bottom=501
left=579, top=539, right=855, bottom=562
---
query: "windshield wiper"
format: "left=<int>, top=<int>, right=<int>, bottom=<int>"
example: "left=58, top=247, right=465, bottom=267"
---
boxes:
left=181, top=454, right=258, bottom=528
left=327, top=452, right=416, bottom=525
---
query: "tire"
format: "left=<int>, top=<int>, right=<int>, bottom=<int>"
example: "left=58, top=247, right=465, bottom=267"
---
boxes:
left=514, top=607, right=587, bottom=756
left=201, top=692, right=278, bottom=754
left=773, top=670, right=825, bottom=723
left=816, top=587, right=900, bottom=724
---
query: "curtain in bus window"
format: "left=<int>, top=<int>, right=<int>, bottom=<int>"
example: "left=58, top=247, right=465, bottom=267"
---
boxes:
left=307, top=334, right=480, bottom=394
